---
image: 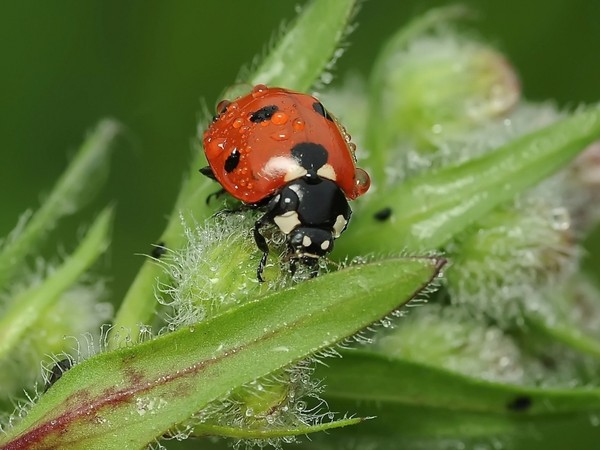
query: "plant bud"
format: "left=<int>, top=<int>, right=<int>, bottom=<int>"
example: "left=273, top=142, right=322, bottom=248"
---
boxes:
left=368, top=33, right=520, bottom=156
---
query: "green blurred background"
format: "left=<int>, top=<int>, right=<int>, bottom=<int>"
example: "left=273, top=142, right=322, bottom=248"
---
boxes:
left=1, top=0, right=599, bottom=304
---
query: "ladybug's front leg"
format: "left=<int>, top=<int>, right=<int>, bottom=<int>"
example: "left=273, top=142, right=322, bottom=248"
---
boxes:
left=253, top=196, right=280, bottom=282
left=253, top=218, right=270, bottom=282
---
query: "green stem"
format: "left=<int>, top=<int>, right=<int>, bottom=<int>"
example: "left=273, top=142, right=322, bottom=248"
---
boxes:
left=0, top=120, right=120, bottom=292
left=526, top=315, right=600, bottom=359
left=0, top=208, right=113, bottom=360
left=230, top=0, right=358, bottom=98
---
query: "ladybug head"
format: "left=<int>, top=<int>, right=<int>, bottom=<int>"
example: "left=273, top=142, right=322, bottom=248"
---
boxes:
left=262, top=176, right=351, bottom=280
left=287, top=227, right=334, bottom=259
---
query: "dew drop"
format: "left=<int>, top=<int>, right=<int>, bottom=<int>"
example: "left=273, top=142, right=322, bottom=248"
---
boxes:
left=216, top=99, right=231, bottom=114
left=271, top=111, right=289, bottom=125
left=431, top=123, right=443, bottom=134
left=295, top=400, right=307, bottom=411
left=252, top=84, right=268, bottom=98
left=271, top=132, right=289, bottom=141
left=353, top=168, right=371, bottom=197
left=321, top=72, right=333, bottom=84
left=292, top=118, right=305, bottom=131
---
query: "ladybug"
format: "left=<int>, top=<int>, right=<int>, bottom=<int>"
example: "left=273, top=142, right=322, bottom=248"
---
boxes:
left=201, top=85, right=370, bottom=281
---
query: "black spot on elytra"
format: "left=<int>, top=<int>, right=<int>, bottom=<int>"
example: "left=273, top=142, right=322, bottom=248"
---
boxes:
left=151, top=242, right=167, bottom=259
left=507, top=395, right=533, bottom=412
left=290, top=143, right=328, bottom=173
left=249, top=105, right=279, bottom=123
left=225, top=148, right=241, bottom=172
left=374, top=207, right=392, bottom=222
left=312, top=102, right=333, bottom=121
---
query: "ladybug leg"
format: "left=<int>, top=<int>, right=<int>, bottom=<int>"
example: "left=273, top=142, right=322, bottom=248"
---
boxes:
left=309, top=264, right=319, bottom=279
left=199, top=166, right=228, bottom=205
left=253, top=196, right=280, bottom=282
left=205, top=188, right=227, bottom=205
left=199, top=166, right=216, bottom=180
left=253, top=217, right=270, bottom=282
left=289, top=258, right=297, bottom=277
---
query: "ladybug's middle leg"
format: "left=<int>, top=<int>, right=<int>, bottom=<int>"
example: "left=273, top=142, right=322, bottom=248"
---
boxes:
left=199, top=166, right=228, bottom=205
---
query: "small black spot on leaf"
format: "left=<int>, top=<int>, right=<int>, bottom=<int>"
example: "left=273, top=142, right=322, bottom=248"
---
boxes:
left=312, top=102, right=333, bottom=121
left=151, top=242, right=167, bottom=259
left=249, top=105, right=279, bottom=123
left=507, top=395, right=532, bottom=412
left=225, top=148, right=241, bottom=172
left=44, top=358, right=73, bottom=392
left=374, top=207, right=392, bottom=222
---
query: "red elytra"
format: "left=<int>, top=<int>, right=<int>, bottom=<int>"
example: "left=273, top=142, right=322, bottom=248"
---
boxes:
left=203, top=85, right=370, bottom=205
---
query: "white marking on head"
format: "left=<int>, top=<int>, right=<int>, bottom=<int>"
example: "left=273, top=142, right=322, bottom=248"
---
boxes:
left=317, top=163, right=336, bottom=181
left=332, top=214, right=348, bottom=238
left=284, top=166, right=307, bottom=182
left=321, top=240, right=330, bottom=250
left=302, top=235, right=312, bottom=247
left=262, top=156, right=306, bottom=181
left=273, top=211, right=301, bottom=235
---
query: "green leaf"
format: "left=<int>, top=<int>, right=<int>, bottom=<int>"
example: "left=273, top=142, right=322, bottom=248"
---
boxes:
left=245, top=0, right=358, bottom=94
left=0, top=208, right=113, bottom=362
left=309, top=350, right=600, bottom=449
left=111, top=0, right=360, bottom=347
left=188, top=416, right=364, bottom=440
left=338, top=106, right=600, bottom=256
left=0, top=120, right=120, bottom=291
left=526, top=314, right=600, bottom=360
left=0, top=257, right=443, bottom=449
